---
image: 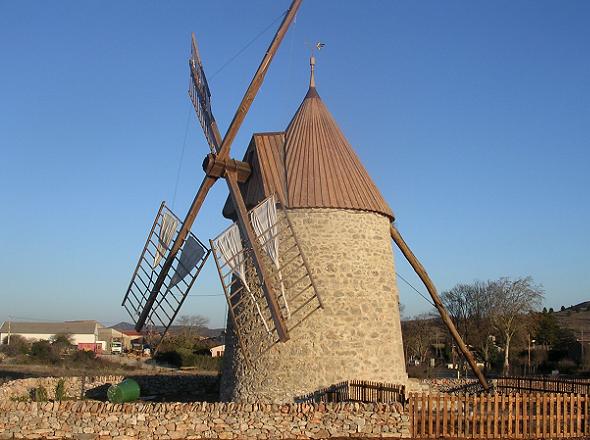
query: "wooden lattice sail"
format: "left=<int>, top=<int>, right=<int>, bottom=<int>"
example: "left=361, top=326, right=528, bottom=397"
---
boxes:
left=121, top=203, right=210, bottom=350
left=211, top=195, right=322, bottom=364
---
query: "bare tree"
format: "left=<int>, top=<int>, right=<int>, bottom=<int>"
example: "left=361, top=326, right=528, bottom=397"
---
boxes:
left=488, top=277, right=544, bottom=375
left=177, top=315, right=209, bottom=339
left=441, top=281, right=495, bottom=368
left=402, top=314, right=440, bottom=365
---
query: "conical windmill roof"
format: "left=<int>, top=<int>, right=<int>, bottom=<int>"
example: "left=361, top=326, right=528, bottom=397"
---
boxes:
left=223, top=83, right=393, bottom=220
left=281, top=85, right=393, bottom=219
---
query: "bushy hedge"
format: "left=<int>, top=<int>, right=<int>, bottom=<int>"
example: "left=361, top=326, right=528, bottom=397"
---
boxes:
left=155, top=348, right=221, bottom=371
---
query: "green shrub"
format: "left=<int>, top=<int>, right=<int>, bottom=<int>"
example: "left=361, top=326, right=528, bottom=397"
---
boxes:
left=55, top=379, right=66, bottom=401
left=30, top=340, right=59, bottom=364
left=33, top=385, right=48, bottom=402
left=155, top=349, right=221, bottom=371
left=0, top=335, right=31, bottom=357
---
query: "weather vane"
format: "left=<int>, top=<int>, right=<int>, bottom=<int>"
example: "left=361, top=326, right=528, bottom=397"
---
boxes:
left=307, top=41, right=325, bottom=87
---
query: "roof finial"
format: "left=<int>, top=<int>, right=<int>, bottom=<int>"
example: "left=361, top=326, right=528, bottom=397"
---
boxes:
left=308, top=42, right=325, bottom=89
left=310, top=55, right=316, bottom=88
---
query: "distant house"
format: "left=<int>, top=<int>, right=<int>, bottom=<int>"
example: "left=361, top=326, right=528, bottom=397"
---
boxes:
left=120, top=330, right=144, bottom=350
left=98, top=327, right=127, bottom=352
left=0, top=320, right=104, bottom=352
left=210, top=344, right=225, bottom=357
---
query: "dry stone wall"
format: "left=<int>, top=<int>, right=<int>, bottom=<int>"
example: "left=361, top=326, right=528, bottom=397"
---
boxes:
left=0, top=400, right=409, bottom=439
left=221, top=208, right=407, bottom=402
left=0, top=375, right=219, bottom=403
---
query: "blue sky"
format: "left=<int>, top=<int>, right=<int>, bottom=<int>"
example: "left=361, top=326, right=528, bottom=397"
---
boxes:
left=0, top=1, right=588, bottom=328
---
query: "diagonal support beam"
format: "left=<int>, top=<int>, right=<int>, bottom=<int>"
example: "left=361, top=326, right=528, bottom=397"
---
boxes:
left=390, top=224, right=489, bottom=391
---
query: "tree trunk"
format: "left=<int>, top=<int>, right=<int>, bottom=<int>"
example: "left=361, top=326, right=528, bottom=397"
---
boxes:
left=503, top=335, right=511, bottom=376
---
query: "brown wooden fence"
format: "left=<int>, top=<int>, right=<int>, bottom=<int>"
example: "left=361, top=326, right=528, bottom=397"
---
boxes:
left=409, top=392, right=590, bottom=438
left=297, top=380, right=405, bottom=404
left=495, top=377, right=590, bottom=395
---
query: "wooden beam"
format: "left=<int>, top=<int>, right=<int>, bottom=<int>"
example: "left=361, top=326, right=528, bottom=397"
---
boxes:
left=225, top=170, right=289, bottom=342
left=216, top=0, right=303, bottom=161
left=389, top=224, right=489, bottom=391
left=202, top=153, right=251, bottom=182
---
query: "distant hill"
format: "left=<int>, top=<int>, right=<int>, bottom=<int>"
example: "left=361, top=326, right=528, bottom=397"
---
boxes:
left=110, top=321, right=224, bottom=339
left=554, top=301, right=590, bottom=339
left=111, top=321, right=135, bottom=331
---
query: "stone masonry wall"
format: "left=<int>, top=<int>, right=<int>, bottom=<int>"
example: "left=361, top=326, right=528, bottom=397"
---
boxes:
left=221, top=208, right=407, bottom=402
left=0, top=375, right=220, bottom=403
left=0, top=400, right=409, bottom=439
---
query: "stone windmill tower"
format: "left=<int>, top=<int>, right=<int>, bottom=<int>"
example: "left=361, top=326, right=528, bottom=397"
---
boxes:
left=218, top=57, right=407, bottom=402
left=122, top=0, right=488, bottom=405
left=221, top=57, right=407, bottom=401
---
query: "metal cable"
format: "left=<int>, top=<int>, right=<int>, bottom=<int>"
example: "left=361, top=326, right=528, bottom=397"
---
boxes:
left=209, top=10, right=288, bottom=81
left=171, top=104, right=192, bottom=210
left=396, top=272, right=435, bottom=307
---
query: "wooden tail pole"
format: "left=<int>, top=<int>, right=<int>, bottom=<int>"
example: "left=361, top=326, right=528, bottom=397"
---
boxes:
left=389, top=224, right=489, bottom=391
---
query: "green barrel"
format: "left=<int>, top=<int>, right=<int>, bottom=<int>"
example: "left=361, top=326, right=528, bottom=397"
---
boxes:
left=107, top=378, right=140, bottom=403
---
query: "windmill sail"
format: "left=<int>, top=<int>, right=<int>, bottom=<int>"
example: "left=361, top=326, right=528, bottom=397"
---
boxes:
left=189, top=33, right=219, bottom=153
left=154, top=212, right=178, bottom=268
left=214, top=223, right=271, bottom=334
left=122, top=203, right=211, bottom=351
left=210, top=195, right=323, bottom=363
left=250, top=195, right=290, bottom=318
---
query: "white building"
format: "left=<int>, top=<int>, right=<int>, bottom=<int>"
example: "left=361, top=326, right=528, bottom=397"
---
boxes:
left=0, top=320, right=103, bottom=350
left=210, top=344, right=225, bottom=357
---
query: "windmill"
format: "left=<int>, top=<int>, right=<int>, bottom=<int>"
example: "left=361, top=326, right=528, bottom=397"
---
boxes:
left=122, top=0, right=488, bottom=402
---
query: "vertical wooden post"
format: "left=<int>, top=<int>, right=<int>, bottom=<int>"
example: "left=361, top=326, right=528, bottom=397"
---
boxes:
left=480, top=394, right=485, bottom=438
left=420, top=393, right=426, bottom=437
left=454, top=395, right=465, bottom=437
left=473, top=394, right=478, bottom=438
left=465, top=394, right=471, bottom=436
left=443, top=394, right=448, bottom=438
left=508, top=394, right=513, bottom=437
left=536, top=393, right=541, bottom=438
left=435, top=393, right=441, bottom=437
left=409, top=394, right=415, bottom=438
left=514, top=393, right=521, bottom=438
left=486, top=393, right=492, bottom=437
left=523, top=393, right=528, bottom=437
left=585, top=394, right=589, bottom=436
left=499, top=394, right=506, bottom=437
left=570, top=393, right=575, bottom=436
left=559, top=393, right=563, bottom=437
left=454, top=395, right=456, bottom=437
left=549, top=393, right=555, bottom=437
left=542, top=393, right=546, bottom=437
left=494, top=393, right=499, bottom=438
left=577, top=394, right=582, bottom=436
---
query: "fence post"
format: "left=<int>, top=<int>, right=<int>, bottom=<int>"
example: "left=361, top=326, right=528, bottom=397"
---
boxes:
left=450, top=394, right=456, bottom=438
left=577, top=394, right=582, bottom=435
left=551, top=393, right=556, bottom=437
left=507, top=394, right=513, bottom=437
left=558, top=393, right=562, bottom=437
left=443, top=394, right=448, bottom=438
left=408, top=393, right=416, bottom=437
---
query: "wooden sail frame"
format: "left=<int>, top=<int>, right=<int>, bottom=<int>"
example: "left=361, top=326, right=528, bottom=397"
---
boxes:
left=122, top=202, right=211, bottom=352
left=210, top=194, right=323, bottom=364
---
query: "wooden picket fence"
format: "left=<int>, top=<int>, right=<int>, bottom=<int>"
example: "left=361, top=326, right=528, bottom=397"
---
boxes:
left=297, top=380, right=405, bottom=404
left=408, top=392, right=590, bottom=438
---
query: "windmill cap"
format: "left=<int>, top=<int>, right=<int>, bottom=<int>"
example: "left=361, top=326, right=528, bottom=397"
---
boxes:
left=223, top=71, right=394, bottom=221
